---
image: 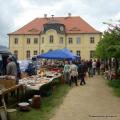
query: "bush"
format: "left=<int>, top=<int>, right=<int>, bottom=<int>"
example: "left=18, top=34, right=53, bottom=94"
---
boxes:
left=108, top=79, right=120, bottom=97
left=108, top=79, right=120, bottom=88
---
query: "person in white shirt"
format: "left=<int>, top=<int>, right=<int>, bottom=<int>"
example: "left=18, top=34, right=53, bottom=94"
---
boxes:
left=63, top=61, right=71, bottom=83
left=69, top=61, right=78, bottom=86
left=92, top=60, right=96, bottom=75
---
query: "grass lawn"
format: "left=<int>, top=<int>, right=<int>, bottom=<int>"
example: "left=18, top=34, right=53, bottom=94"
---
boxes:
left=108, top=79, right=120, bottom=97
left=17, top=84, right=71, bottom=120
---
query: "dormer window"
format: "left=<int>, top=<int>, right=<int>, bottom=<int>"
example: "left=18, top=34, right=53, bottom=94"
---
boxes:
left=43, top=23, right=65, bottom=34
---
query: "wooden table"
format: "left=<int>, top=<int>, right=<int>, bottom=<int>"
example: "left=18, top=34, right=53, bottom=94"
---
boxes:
left=0, top=84, right=23, bottom=107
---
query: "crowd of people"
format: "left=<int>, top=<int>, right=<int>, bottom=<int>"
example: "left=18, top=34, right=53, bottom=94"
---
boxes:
left=63, top=59, right=103, bottom=86
left=4, top=56, right=118, bottom=86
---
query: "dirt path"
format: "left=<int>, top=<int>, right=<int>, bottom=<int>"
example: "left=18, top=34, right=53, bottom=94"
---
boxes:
left=50, top=76, right=120, bottom=120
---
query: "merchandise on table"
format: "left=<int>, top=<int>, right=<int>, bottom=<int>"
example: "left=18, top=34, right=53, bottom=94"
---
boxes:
left=19, top=71, right=61, bottom=90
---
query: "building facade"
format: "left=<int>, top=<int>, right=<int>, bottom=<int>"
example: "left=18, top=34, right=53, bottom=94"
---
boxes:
left=9, top=15, right=102, bottom=60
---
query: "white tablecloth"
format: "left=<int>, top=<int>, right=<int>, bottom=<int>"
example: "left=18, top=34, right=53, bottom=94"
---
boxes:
left=19, top=73, right=61, bottom=90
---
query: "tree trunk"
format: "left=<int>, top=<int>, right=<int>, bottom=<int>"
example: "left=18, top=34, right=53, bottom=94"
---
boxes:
left=115, top=57, right=119, bottom=78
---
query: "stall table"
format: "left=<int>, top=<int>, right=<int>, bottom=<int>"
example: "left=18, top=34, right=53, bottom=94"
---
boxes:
left=19, top=72, right=62, bottom=91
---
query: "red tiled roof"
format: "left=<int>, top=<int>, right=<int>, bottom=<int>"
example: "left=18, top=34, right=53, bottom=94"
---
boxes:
left=9, top=16, right=101, bottom=35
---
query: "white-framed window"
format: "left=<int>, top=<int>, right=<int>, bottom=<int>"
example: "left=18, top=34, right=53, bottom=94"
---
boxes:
left=90, top=50, right=95, bottom=58
left=76, top=50, right=81, bottom=56
left=33, top=50, right=38, bottom=55
left=76, top=37, right=81, bottom=44
left=26, top=50, right=30, bottom=59
left=90, top=37, right=95, bottom=43
left=49, top=35, right=54, bottom=43
left=68, top=37, right=73, bottom=44
left=42, top=37, right=44, bottom=44
left=27, top=38, right=31, bottom=44
left=34, top=38, right=38, bottom=44
left=14, top=38, right=18, bottom=44
left=59, top=37, right=63, bottom=44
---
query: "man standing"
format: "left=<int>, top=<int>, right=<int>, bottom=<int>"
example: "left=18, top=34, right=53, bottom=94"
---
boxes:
left=92, top=60, right=96, bottom=75
left=78, top=60, right=86, bottom=85
left=88, top=59, right=93, bottom=77
left=6, top=57, right=17, bottom=78
left=69, top=61, right=78, bottom=86
left=96, top=59, right=101, bottom=75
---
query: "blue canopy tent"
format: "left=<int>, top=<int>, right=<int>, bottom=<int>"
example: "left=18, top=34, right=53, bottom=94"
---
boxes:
left=62, top=48, right=80, bottom=60
left=37, top=48, right=78, bottom=60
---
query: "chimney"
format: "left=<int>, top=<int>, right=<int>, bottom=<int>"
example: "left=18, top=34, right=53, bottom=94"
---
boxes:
left=44, top=14, right=47, bottom=18
left=51, top=15, right=54, bottom=18
left=68, top=13, right=71, bottom=17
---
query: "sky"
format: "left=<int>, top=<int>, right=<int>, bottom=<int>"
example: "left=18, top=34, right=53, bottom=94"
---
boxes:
left=0, top=0, right=120, bottom=47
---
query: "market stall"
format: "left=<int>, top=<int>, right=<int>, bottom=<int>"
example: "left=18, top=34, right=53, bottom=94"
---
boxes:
left=19, top=71, right=62, bottom=91
left=13, top=48, right=79, bottom=99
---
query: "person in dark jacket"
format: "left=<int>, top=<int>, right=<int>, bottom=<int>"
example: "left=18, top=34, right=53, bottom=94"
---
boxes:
left=78, top=60, right=86, bottom=85
left=25, top=62, right=36, bottom=76
left=96, top=59, right=101, bottom=75
left=88, top=59, right=93, bottom=77
left=0, top=58, right=3, bottom=75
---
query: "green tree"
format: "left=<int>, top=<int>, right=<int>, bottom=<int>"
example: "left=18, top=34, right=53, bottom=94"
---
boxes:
left=95, top=23, right=120, bottom=77
left=96, top=25, right=120, bottom=59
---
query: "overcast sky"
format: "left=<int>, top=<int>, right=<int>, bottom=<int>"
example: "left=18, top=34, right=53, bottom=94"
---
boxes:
left=0, top=0, right=120, bottom=46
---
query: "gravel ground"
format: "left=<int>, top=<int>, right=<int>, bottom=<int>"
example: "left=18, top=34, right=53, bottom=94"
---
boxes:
left=50, top=76, right=120, bottom=120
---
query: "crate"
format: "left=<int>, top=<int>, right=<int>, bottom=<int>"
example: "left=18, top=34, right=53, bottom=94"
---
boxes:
left=0, top=80, right=16, bottom=89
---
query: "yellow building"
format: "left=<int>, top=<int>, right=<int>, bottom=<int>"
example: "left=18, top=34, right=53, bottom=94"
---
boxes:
left=9, top=14, right=102, bottom=60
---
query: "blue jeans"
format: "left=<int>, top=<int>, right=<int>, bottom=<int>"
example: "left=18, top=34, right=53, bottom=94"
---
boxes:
left=93, top=68, right=96, bottom=75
